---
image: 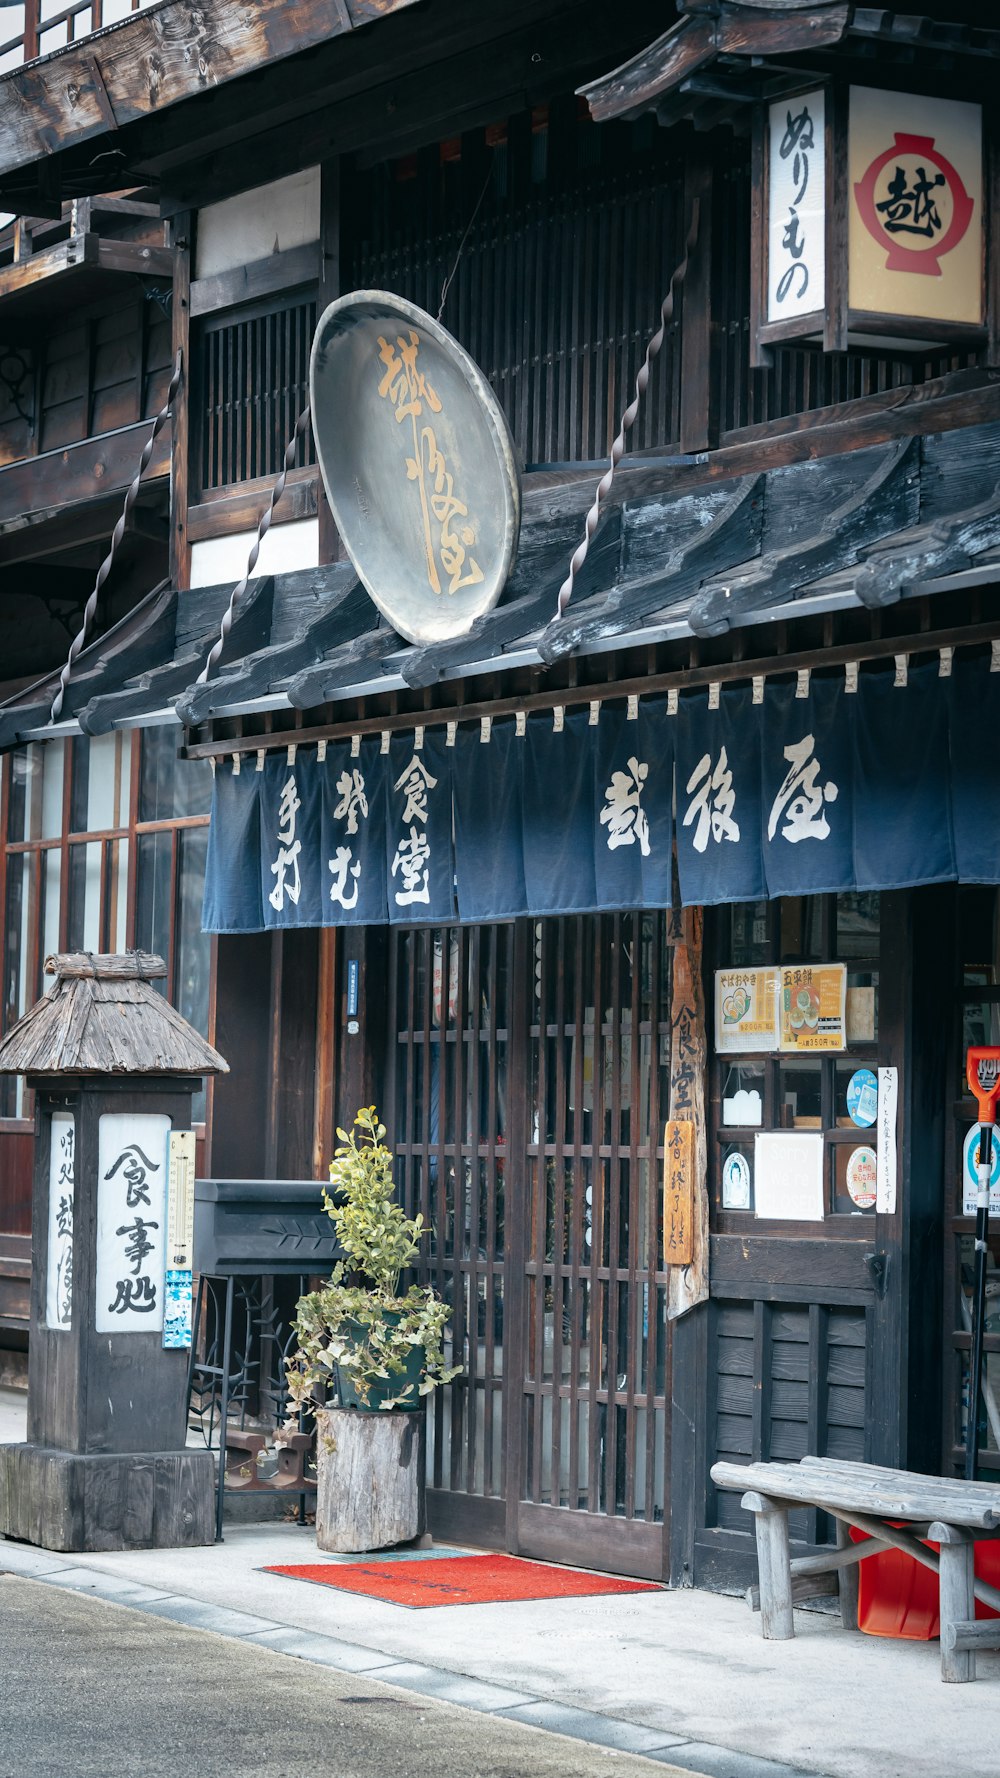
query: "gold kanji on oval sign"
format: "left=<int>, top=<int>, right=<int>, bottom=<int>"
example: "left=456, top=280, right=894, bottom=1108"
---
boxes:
left=663, top=1119, right=695, bottom=1267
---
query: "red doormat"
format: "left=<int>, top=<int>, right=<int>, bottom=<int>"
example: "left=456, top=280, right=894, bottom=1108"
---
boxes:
left=262, top=1552, right=662, bottom=1609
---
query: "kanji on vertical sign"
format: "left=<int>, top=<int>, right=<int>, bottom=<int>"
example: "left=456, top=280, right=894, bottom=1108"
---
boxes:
left=663, top=1118, right=695, bottom=1267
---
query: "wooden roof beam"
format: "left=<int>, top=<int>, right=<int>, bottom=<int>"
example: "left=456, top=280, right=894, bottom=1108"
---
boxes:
left=581, top=3, right=1000, bottom=127
left=0, top=0, right=420, bottom=184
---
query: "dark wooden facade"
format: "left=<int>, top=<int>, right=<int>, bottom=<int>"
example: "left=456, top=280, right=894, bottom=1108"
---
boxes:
left=0, top=0, right=998, bottom=1580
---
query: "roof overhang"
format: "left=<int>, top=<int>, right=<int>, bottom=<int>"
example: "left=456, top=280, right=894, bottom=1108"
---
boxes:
left=5, top=384, right=1000, bottom=749
left=0, top=0, right=421, bottom=212
left=580, top=2, right=1000, bottom=135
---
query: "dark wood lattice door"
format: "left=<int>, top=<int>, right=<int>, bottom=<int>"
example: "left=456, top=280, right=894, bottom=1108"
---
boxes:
left=388, top=912, right=673, bottom=1579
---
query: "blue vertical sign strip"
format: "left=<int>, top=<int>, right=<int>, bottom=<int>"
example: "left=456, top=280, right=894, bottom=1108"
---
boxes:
left=385, top=730, right=455, bottom=924
left=522, top=710, right=598, bottom=914
left=202, top=763, right=264, bottom=933
left=950, top=656, right=1000, bottom=884
left=760, top=676, right=855, bottom=896
left=321, top=739, right=388, bottom=925
left=675, top=685, right=765, bottom=906
left=593, top=700, right=673, bottom=912
left=259, top=751, right=325, bottom=928
left=453, top=721, right=527, bottom=920
left=854, top=662, right=955, bottom=889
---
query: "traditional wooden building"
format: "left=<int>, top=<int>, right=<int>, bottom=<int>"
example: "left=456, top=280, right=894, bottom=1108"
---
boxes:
left=0, top=0, right=999, bottom=1588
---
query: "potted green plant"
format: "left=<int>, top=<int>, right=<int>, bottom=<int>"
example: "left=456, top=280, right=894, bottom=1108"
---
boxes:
left=282, top=1106, right=459, bottom=1551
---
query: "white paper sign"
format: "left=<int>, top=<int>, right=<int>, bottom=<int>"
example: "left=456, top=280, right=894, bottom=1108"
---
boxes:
left=875, top=1066, right=898, bottom=1214
left=754, top=1131, right=825, bottom=1221
left=46, top=1113, right=75, bottom=1330
left=95, top=1112, right=170, bottom=1333
left=767, top=89, right=826, bottom=321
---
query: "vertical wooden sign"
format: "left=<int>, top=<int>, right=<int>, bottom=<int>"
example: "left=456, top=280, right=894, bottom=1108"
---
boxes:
left=663, top=1119, right=695, bottom=1267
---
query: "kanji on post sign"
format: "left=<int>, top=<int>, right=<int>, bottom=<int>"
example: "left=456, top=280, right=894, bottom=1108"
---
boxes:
left=663, top=1119, right=695, bottom=1267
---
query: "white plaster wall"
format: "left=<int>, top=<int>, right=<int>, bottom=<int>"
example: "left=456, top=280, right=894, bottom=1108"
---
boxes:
left=195, top=168, right=321, bottom=278
left=189, top=519, right=319, bottom=588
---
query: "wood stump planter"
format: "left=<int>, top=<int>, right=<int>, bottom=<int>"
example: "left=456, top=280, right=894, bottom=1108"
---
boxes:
left=315, top=1406, right=426, bottom=1552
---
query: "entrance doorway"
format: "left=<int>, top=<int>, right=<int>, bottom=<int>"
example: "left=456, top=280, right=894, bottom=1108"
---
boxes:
left=386, top=912, right=674, bottom=1579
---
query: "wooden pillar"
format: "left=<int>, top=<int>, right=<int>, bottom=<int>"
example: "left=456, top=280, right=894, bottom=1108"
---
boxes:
left=337, top=927, right=390, bottom=1122
left=678, top=143, right=717, bottom=456
left=743, top=1489, right=794, bottom=1641
left=835, top=1517, right=860, bottom=1631
left=312, top=929, right=338, bottom=1177
left=169, top=210, right=193, bottom=591
left=932, top=1522, right=977, bottom=1683
left=667, top=906, right=708, bottom=1320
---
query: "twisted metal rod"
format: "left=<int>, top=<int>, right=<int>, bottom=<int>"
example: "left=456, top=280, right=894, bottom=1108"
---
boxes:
left=195, top=404, right=313, bottom=687
left=49, top=349, right=183, bottom=723
left=554, top=200, right=701, bottom=622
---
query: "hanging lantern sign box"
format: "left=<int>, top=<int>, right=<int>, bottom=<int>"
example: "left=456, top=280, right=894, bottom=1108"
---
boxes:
left=751, top=84, right=985, bottom=364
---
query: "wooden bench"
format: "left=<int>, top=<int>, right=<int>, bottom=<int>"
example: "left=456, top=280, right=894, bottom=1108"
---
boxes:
left=710, top=1455, right=1000, bottom=1682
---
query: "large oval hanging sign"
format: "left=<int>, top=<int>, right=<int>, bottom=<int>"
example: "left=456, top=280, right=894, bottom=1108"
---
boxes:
left=310, top=291, right=521, bottom=646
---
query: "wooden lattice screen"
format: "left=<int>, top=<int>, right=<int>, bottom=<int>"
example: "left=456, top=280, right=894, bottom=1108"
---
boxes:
left=196, top=295, right=318, bottom=492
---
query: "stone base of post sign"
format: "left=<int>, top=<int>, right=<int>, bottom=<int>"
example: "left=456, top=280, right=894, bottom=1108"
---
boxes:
left=0, top=1443, right=215, bottom=1553
left=315, top=1408, right=425, bottom=1553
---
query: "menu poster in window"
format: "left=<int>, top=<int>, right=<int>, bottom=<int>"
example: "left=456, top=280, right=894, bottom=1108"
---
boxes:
left=754, top=1131, right=825, bottom=1221
left=778, top=964, right=846, bottom=1053
left=715, top=968, right=779, bottom=1054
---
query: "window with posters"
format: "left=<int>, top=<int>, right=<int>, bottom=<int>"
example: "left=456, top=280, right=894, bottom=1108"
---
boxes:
left=711, top=893, right=882, bottom=1224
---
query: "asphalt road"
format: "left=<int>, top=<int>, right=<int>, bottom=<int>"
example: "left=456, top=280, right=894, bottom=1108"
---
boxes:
left=0, top=1575, right=685, bottom=1778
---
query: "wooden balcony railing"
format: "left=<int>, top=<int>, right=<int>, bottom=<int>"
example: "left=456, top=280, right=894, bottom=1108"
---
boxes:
left=0, top=0, right=155, bottom=75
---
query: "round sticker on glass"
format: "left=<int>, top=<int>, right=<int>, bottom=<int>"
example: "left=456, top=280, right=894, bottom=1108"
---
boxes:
left=722, top=1151, right=752, bottom=1210
left=962, top=1125, right=1000, bottom=1215
left=846, top=1067, right=878, bottom=1128
left=845, top=1145, right=877, bottom=1210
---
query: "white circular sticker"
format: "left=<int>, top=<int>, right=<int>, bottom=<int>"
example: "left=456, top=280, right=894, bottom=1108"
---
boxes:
left=845, top=1145, right=877, bottom=1210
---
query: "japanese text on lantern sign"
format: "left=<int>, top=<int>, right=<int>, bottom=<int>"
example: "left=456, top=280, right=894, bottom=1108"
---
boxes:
left=329, top=765, right=369, bottom=910
left=876, top=163, right=945, bottom=239
left=663, top=1119, right=694, bottom=1266
left=391, top=753, right=437, bottom=907
left=376, top=329, right=485, bottom=599
left=767, top=90, right=826, bottom=322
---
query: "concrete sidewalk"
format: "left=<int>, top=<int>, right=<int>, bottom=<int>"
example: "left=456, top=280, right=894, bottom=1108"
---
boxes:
left=2, top=1389, right=997, bottom=1778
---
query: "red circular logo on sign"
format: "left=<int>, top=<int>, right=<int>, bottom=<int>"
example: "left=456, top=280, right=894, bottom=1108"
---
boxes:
left=854, top=132, right=973, bottom=276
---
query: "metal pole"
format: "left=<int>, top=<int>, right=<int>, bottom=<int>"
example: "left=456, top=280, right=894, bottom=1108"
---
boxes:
left=966, top=1123, right=992, bottom=1482
left=215, top=1276, right=235, bottom=1541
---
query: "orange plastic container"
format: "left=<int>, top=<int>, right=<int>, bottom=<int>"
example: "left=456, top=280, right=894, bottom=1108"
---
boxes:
left=852, top=1525, right=1000, bottom=1639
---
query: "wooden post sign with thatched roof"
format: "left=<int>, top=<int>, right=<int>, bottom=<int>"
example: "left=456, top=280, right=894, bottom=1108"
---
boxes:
left=0, top=951, right=227, bottom=1553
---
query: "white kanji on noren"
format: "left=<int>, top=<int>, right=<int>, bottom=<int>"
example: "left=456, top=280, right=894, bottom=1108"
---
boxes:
left=328, top=844, right=361, bottom=909
left=394, top=755, right=438, bottom=825
left=392, top=825, right=431, bottom=905
left=683, top=747, right=740, bottom=853
left=268, top=774, right=302, bottom=910
left=333, top=767, right=368, bottom=836
left=600, top=756, right=651, bottom=855
left=767, top=733, right=838, bottom=844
